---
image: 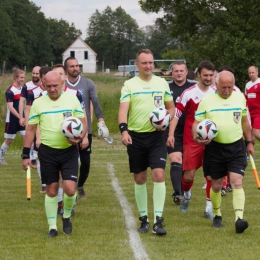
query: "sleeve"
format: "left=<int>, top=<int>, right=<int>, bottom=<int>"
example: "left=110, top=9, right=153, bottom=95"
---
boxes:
left=120, top=81, right=131, bottom=103
left=28, top=100, right=40, bottom=125
left=88, top=79, right=104, bottom=119
left=76, top=90, right=85, bottom=109
left=6, top=89, right=14, bottom=102
left=21, top=84, right=28, bottom=98
left=195, top=99, right=206, bottom=122
left=73, top=95, right=85, bottom=118
left=26, top=90, right=34, bottom=106
left=163, top=80, right=173, bottom=102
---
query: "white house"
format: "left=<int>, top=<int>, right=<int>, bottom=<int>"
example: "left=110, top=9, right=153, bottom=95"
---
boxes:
left=62, top=36, right=97, bottom=73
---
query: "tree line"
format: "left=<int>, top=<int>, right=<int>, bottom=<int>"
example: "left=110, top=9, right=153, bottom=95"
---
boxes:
left=139, top=0, right=260, bottom=87
left=0, top=0, right=81, bottom=70
left=1, top=0, right=257, bottom=87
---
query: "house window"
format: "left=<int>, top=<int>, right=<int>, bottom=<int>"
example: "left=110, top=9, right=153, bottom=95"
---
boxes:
left=70, top=51, right=75, bottom=57
left=84, top=51, right=88, bottom=60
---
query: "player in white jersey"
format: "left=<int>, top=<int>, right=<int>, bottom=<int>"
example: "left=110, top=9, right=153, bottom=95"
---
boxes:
left=26, top=66, right=52, bottom=193
left=19, top=66, right=41, bottom=168
left=0, top=69, right=26, bottom=165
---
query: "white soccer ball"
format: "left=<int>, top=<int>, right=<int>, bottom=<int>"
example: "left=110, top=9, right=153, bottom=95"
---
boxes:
left=196, top=119, right=218, bottom=140
left=149, top=107, right=171, bottom=129
left=61, top=116, right=83, bottom=139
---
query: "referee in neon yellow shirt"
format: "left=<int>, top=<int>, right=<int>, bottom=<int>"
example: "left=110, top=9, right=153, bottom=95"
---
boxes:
left=22, top=71, right=87, bottom=238
left=118, top=49, right=175, bottom=236
left=192, top=71, right=254, bottom=233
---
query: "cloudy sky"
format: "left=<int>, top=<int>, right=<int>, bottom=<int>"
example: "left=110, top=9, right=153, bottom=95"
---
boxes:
left=32, top=0, right=162, bottom=38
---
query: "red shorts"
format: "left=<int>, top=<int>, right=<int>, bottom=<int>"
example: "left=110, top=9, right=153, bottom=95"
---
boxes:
left=183, top=143, right=205, bottom=171
left=251, top=116, right=260, bottom=129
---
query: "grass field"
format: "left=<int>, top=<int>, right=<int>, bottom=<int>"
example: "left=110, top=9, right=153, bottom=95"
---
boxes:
left=1, top=135, right=260, bottom=259
left=1, top=73, right=260, bottom=259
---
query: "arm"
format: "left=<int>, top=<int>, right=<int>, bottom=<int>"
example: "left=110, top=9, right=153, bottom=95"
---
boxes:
left=80, top=108, right=89, bottom=149
left=22, top=124, right=37, bottom=170
left=19, top=97, right=26, bottom=126
left=165, top=100, right=175, bottom=147
left=192, top=119, right=211, bottom=146
left=67, top=117, right=87, bottom=146
left=25, top=105, right=31, bottom=128
left=242, top=115, right=254, bottom=156
left=90, top=101, right=94, bottom=123
left=118, top=102, right=132, bottom=146
left=7, top=102, right=20, bottom=120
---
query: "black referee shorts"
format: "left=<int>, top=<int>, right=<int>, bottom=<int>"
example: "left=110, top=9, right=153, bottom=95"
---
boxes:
left=127, top=130, right=167, bottom=174
left=167, top=134, right=183, bottom=154
left=38, top=143, right=78, bottom=184
left=203, top=138, right=247, bottom=180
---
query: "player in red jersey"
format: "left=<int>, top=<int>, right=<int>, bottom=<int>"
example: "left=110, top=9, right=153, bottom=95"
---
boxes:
left=245, top=66, right=260, bottom=141
left=168, top=61, right=215, bottom=219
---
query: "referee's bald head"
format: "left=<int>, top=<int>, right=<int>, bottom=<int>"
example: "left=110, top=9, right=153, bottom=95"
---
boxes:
left=216, top=71, right=234, bottom=99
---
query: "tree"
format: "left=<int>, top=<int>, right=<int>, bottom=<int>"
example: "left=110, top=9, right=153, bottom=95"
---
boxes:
left=139, top=0, right=260, bottom=87
left=86, top=6, right=141, bottom=68
left=47, top=18, right=82, bottom=64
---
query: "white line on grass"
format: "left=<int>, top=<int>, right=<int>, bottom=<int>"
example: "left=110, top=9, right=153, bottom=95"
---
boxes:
left=107, top=163, right=150, bottom=260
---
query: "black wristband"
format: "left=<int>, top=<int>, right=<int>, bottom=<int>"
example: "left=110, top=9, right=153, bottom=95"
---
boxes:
left=119, top=123, right=128, bottom=134
left=21, top=147, right=30, bottom=159
left=245, top=140, right=253, bottom=146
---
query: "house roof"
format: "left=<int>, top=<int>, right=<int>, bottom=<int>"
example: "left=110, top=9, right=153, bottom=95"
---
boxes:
left=62, top=36, right=97, bottom=56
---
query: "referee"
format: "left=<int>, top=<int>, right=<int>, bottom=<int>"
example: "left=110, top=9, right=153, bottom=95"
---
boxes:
left=192, top=71, right=254, bottom=233
left=118, top=49, right=175, bottom=236
left=22, top=71, right=87, bottom=238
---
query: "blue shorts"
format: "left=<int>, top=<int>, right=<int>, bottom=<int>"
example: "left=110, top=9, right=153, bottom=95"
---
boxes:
left=4, top=121, right=25, bottom=139
left=127, top=131, right=167, bottom=174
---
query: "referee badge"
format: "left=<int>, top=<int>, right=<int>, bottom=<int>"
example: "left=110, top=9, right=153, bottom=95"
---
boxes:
left=233, top=112, right=241, bottom=124
left=154, top=96, right=162, bottom=107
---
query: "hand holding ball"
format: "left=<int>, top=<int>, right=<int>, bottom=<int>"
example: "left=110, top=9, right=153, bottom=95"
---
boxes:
left=61, top=117, right=83, bottom=139
left=196, top=119, right=218, bottom=140
left=149, top=107, right=171, bottom=130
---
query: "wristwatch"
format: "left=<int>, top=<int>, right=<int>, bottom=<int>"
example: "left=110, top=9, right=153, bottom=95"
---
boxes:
left=245, top=140, right=253, bottom=146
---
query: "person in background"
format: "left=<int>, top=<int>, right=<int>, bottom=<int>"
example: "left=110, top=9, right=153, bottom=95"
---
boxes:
left=64, top=57, right=109, bottom=200
left=19, top=66, right=41, bottom=168
left=166, top=62, right=195, bottom=205
left=0, top=68, right=26, bottom=165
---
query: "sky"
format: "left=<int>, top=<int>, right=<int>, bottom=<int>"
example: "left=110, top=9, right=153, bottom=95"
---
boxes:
left=32, top=0, right=162, bottom=39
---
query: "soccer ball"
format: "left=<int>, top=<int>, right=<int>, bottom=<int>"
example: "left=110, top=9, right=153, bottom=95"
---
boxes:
left=61, top=116, right=83, bottom=139
left=149, top=107, right=171, bottom=129
left=196, top=119, right=218, bottom=140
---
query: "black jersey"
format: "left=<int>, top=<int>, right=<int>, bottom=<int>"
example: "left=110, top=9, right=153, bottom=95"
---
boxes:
left=169, top=80, right=195, bottom=135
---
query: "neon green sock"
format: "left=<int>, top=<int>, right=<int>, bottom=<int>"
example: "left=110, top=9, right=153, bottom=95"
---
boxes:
left=233, top=188, right=245, bottom=221
left=135, top=183, right=148, bottom=219
left=153, top=182, right=166, bottom=223
left=210, top=188, right=222, bottom=216
left=63, top=193, right=76, bottom=218
left=45, top=195, right=58, bottom=230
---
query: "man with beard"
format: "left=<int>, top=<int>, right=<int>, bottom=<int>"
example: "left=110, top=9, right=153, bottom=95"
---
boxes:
left=19, top=66, right=41, bottom=168
left=168, top=61, right=215, bottom=219
left=64, top=57, right=109, bottom=199
left=166, top=62, right=196, bottom=205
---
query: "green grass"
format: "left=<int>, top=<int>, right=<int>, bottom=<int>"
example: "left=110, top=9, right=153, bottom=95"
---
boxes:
left=1, top=73, right=260, bottom=259
left=1, top=136, right=260, bottom=259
